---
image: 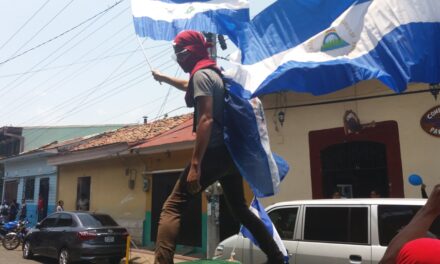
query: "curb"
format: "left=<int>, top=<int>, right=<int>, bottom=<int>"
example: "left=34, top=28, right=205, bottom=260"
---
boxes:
left=130, top=248, right=200, bottom=261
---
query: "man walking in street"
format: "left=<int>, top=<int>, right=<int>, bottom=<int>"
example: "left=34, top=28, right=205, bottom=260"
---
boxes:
left=151, top=30, right=285, bottom=264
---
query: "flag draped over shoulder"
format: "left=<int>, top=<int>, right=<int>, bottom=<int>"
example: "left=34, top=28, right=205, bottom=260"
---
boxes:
left=226, top=0, right=440, bottom=97
left=240, top=198, right=289, bottom=262
left=131, top=0, right=250, bottom=41
left=224, top=80, right=289, bottom=197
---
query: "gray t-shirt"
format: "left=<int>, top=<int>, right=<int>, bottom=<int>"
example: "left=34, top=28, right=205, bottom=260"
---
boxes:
left=192, top=68, right=224, bottom=148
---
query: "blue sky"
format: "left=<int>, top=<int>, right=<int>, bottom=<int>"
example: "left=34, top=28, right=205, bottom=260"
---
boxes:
left=0, top=0, right=274, bottom=127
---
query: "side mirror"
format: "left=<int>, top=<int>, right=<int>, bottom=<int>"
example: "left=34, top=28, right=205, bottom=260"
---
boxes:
left=36, top=223, right=41, bottom=229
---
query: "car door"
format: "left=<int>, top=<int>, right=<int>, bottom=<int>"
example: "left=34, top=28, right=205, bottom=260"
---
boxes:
left=46, top=213, right=75, bottom=258
left=296, top=205, right=371, bottom=264
left=244, top=206, right=300, bottom=264
left=32, top=214, right=59, bottom=256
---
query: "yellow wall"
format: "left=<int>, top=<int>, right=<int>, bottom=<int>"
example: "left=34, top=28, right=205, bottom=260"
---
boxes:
left=58, top=142, right=255, bottom=245
left=260, top=81, right=440, bottom=206
left=58, top=149, right=193, bottom=243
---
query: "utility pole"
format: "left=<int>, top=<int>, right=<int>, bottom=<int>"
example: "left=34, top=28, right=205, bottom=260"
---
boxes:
left=204, top=32, right=222, bottom=259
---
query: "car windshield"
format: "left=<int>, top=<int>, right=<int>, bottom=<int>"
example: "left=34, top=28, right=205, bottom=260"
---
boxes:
left=77, top=214, right=118, bottom=227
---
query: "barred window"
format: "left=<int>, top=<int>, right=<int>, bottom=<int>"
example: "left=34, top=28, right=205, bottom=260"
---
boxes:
left=24, top=178, right=35, bottom=201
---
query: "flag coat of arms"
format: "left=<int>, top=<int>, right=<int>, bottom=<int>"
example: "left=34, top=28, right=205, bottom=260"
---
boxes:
left=226, top=0, right=440, bottom=97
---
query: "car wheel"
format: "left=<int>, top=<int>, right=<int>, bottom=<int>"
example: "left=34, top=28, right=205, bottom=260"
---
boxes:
left=108, top=257, right=122, bottom=264
left=58, top=248, right=71, bottom=264
left=22, top=241, right=34, bottom=259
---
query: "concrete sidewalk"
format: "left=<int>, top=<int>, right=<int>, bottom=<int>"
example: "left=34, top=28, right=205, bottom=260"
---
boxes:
left=124, top=248, right=199, bottom=264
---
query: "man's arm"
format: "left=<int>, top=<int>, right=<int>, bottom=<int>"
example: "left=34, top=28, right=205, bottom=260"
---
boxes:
left=380, top=184, right=440, bottom=264
left=152, top=70, right=188, bottom=91
left=186, top=96, right=213, bottom=194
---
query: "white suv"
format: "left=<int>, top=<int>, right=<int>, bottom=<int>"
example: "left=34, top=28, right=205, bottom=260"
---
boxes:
left=213, top=199, right=440, bottom=264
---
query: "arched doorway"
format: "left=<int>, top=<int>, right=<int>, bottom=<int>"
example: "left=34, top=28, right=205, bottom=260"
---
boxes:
left=321, top=141, right=388, bottom=198
left=309, top=121, right=404, bottom=198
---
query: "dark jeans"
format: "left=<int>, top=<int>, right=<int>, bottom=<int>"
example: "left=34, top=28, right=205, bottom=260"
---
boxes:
left=154, top=145, right=284, bottom=264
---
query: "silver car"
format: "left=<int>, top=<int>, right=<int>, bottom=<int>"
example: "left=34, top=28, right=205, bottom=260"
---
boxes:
left=214, top=199, right=440, bottom=264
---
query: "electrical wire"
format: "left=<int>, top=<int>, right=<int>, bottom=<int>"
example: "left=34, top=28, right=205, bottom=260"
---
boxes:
left=0, top=45, right=167, bottom=79
left=21, top=59, right=179, bottom=144
left=0, top=0, right=75, bottom=67
left=0, top=0, right=51, bottom=51
left=0, top=36, right=139, bottom=120
left=155, top=67, right=182, bottom=118
left=12, top=49, right=171, bottom=127
left=18, top=49, right=174, bottom=129
left=0, top=31, right=137, bottom=116
left=0, top=10, right=133, bottom=119
left=42, top=57, right=177, bottom=125
left=0, top=6, right=130, bottom=98
left=0, top=0, right=125, bottom=67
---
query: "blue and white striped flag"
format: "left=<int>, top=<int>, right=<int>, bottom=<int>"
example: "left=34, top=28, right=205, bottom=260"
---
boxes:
left=240, top=198, right=289, bottom=262
left=131, top=0, right=250, bottom=41
left=226, top=0, right=440, bottom=97
left=223, top=81, right=289, bottom=197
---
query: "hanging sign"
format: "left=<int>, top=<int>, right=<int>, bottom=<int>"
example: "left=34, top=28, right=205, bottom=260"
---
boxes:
left=420, top=105, right=440, bottom=137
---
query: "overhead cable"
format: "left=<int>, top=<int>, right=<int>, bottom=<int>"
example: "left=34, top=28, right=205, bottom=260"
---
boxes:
left=0, top=0, right=51, bottom=51
left=0, top=6, right=129, bottom=102
left=0, top=0, right=125, bottom=67
left=0, top=0, right=75, bottom=67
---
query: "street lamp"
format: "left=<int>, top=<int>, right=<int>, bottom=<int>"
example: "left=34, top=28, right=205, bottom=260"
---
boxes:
left=429, top=83, right=439, bottom=100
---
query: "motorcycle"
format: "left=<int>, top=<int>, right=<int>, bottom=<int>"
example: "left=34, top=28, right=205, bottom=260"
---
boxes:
left=0, top=220, right=19, bottom=239
left=2, top=220, right=29, bottom=250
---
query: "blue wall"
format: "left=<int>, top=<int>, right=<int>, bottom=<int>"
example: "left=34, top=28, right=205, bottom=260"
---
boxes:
left=24, top=204, right=56, bottom=226
left=2, top=153, right=58, bottom=227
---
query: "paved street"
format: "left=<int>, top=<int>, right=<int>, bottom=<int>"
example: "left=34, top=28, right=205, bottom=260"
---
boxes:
left=0, top=246, right=58, bottom=264
left=0, top=244, right=195, bottom=264
left=0, top=246, right=129, bottom=264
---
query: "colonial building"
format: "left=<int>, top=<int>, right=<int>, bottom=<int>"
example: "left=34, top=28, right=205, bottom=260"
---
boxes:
left=260, top=81, right=440, bottom=206
left=0, top=125, right=124, bottom=225
left=47, top=114, right=248, bottom=256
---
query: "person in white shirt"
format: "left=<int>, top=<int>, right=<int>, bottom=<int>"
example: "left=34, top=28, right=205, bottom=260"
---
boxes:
left=56, top=200, right=64, bottom=212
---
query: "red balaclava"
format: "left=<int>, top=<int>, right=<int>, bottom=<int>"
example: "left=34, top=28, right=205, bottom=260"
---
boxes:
left=397, top=238, right=440, bottom=264
left=173, top=30, right=221, bottom=107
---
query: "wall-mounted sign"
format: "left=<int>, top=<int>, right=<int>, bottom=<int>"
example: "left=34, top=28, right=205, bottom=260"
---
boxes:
left=420, top=105, right=440, bottom=137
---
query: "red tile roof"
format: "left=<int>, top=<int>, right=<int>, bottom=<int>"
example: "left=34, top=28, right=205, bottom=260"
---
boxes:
left=53, top=113, right=193, bottom=152
left=133, top=118, right=195, bottom=149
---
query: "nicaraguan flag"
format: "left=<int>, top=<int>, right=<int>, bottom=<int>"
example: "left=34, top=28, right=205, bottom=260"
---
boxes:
left=240, top=198, right=289, bottom=262
left=131, top=0, right=250, bottom=41
left=224, top=80, right=289, bottom=198
left=226, top=0, right=440, bottom=97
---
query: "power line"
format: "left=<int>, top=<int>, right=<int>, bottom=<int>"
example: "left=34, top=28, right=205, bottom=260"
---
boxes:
left=101, top=92, right=178, bottom=123
left=0, top=0, right=125, bottom=67
left=10, top=50, right=168, bottom=126
left=0, top=5, right=128, bottom=98
left=22, top=57, right=176, bottom=132
left=17, top=47, right=174, bottom=127
left=21, top=74, right=151, bottom=147
left=0, top=0, right=51, bottom=51
left=0, top=45, right=167, bottom=79
left=20, top=58, right=180, bottom=145
left=0, top=0, right=75, bottom=67
left=0, top=35, right=138, bottom=120
left=0, top=5, right=130, bottom=107
left=156, top=67, right=181, bottom=118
